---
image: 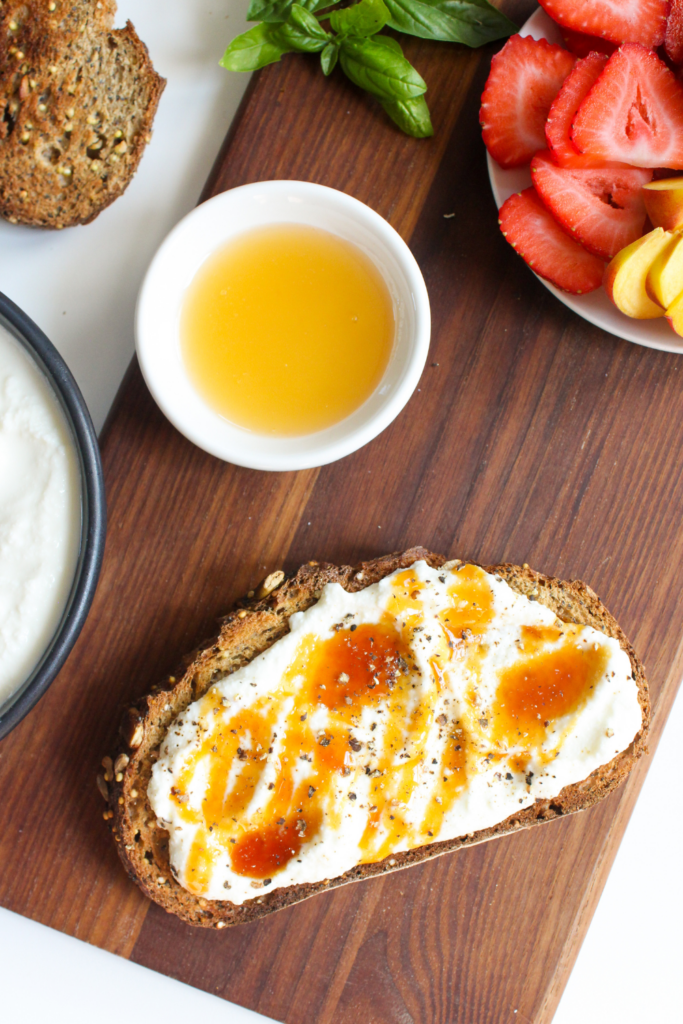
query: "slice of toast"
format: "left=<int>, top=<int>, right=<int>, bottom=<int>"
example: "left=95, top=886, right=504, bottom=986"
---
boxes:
left=0, top=1, right=165, bottom=228
left=103, top=548, right=649, bottom=929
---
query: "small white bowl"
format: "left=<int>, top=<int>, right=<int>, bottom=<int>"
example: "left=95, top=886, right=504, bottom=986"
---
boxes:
left=136, top=181, right=431, bottom=471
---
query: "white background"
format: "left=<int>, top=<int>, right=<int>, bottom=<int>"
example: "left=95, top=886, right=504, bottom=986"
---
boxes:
left=1, top=2, right=681, bottom=1020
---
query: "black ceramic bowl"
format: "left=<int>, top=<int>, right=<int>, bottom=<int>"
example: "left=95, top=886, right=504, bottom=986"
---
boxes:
left=0, top=292, right=106, bottom=741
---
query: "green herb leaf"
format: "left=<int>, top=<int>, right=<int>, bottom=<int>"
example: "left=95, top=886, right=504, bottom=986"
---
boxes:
left=288, top=3, right=330, bottom=39
left=320, top=41, right=339, bottom=75
left=220, top=22, right=293, bottom=71
left=247, top=0, right=295, bottom=23
left=247, top=0, right=339, bottom=24
left=225, top=0, right=512, bottom=137
left=330, top=0, right=390, bottom=37
left=383, top=0, right=516, bottom=46
left=220, top=7, right=328, bottom=72
left=372, top=33, right=403, bottom=53
left=339, top=35, right=427, bottom=101
left=380, top=94, right=433, bottom=136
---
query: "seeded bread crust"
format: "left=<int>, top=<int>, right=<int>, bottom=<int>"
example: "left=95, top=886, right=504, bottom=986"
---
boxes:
left=103, top=548, right=649, bottom=929
left=0, top=0, right=165, bottom=228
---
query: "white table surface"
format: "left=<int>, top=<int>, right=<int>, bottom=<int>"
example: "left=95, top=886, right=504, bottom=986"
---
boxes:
left=1, top=2, right=681, bottom=1020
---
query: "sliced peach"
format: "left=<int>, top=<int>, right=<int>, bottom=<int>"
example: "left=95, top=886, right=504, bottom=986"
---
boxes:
left=646, top=231, right=683, bottom=309
left=666, top=289, right=683, bottom=338
left=643, top=177, right=683, bottom=232
left=604, top=228, right=671, bottom=319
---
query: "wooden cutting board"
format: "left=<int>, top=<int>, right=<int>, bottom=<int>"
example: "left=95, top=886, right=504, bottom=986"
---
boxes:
left=1, top=2, right=681, bottom=1020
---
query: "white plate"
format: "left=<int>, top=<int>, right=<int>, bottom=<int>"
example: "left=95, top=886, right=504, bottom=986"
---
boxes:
left=487, top=6, right=683, bottom=354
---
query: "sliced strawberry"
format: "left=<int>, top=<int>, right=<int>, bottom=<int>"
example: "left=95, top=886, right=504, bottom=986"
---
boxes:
left=546, top=53, right=609, bottom=167
left=498, top=187, right=605, bottom=294
left=665, top=0, right=683, bottom=66
left=538, top=0, right=667, bottom=48
left=572, top=44, right=683, bottom=169
left=561, top=28, right=617, bottom=59
left=480, top=34, right=575, bottom=169
left=652, top=168, right=683, bottom=180
left=531, top=151, right=652, bottom=260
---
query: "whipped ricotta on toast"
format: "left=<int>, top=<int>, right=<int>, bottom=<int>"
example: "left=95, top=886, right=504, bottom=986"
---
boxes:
left=148, top=561, right=641, bottom=905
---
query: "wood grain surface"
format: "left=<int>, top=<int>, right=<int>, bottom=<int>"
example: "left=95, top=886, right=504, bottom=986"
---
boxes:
left=1, top=2, right=681, bottom=1020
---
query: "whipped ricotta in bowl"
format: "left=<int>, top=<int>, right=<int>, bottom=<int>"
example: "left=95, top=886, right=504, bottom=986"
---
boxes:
left=0, top=323, right=81, bottom=710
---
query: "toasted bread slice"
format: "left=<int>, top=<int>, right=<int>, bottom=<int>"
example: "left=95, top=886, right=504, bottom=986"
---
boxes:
left=103, top=548, right=649, bottom=929
left=0, top=1, right=164, bottom=228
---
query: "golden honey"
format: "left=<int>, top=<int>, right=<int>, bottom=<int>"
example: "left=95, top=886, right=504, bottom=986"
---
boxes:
left=181, top=223, right=395, bottom=436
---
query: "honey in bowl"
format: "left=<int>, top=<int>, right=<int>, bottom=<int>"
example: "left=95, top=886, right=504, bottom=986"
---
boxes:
left=180, top=223, right=395, bottom=436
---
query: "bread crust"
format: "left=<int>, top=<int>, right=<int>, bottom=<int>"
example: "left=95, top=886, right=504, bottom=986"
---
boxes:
left=0, top=2, right=165, bottom=228
left=104, top=548, right=649, bottom=929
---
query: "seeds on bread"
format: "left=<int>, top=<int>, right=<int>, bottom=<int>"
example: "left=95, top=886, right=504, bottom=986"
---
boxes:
left=0, top=0, right=165, bottom=228
left=104, top=547, right=650, bottom=928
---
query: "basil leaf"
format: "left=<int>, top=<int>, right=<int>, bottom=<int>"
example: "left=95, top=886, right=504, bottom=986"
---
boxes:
left=339, top=35, right=427, bottom=101
left=220, top=23, right=293, bottom=71
left=247, top=0, right=296, bottom=23
left=380, top=94, right=433, bottom=136
left=247, top=0, right=339, bottom=23
left=289, top=3, right=330, bottom=37
left=384, top=0, right=516, bottom=46
left=330, top=0, right=389, bottom=37
left=372, top=33, right=403, bottom=53
left=222, top=4, right=329, bottom=71
left=321, top=41, right=339, bottom=75
left=277, top=5, right=330, bottom=51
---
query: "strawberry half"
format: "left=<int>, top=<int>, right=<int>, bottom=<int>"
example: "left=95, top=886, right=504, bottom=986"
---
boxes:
left=572, top=44, right=683, bottom=169
left=561, top=29, right=617, bottom=59
left=546, top=53, right=609, bottom=167
left=480, top=34, right=575, bottom=169
left=538, top=0, right=667, bottom=48
left=665, top=0, right=683, bottom=66
left=531, top=151, right=652, bottom=260
left=498, top=187, right=605, bottom=294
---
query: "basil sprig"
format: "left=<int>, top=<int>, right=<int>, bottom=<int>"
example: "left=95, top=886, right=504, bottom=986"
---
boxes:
left=380, top=94, right=432, bottom=137
left=281, top=4, right=331, bottom=49
left=220, top=23, right=293, bottom=71
left=246, top=0, right=337, bottom=24
left=329, top=0, right=389, bottom=35
left=221, top=0, right=515, bottom=136
left=221, top=4, right=330, bottom=72
left=383, top=0, right=515, bottom=45
left=338, top=36, right=427, bottom=102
